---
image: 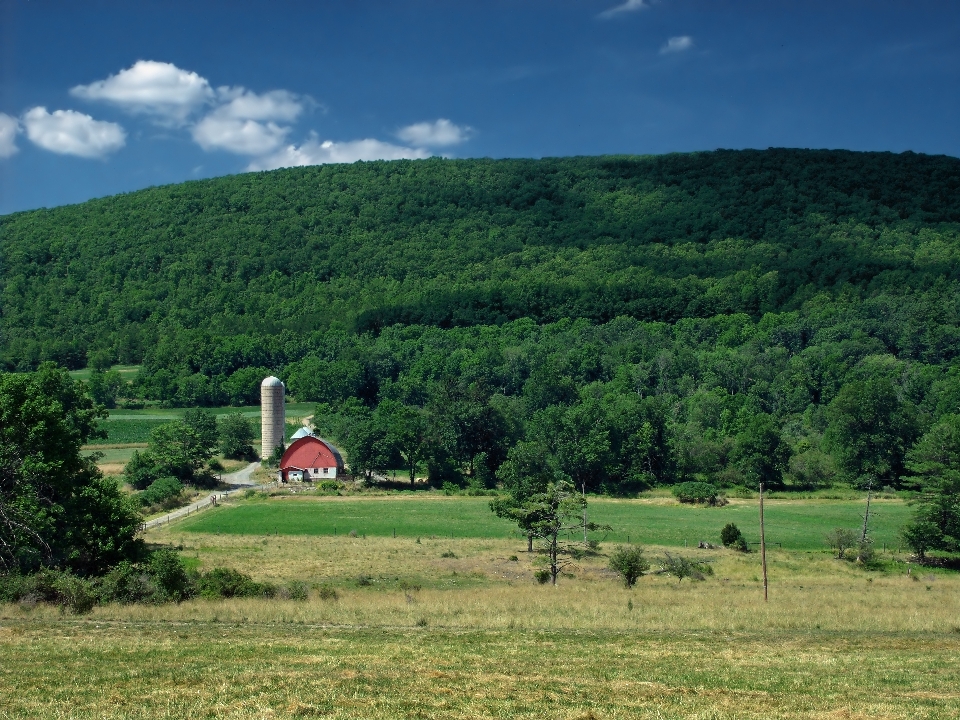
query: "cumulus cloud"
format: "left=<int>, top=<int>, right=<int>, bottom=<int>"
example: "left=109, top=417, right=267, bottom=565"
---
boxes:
left=660, top=36, right=694, bottom=54
left=190, top=88, right=307, bottom=155
left=0, top=113, right=20, bottom=158
left=248, top=135, right=430, bottom=171
left=213, top=88, right=304, bottom=122
left=598, top=0, right=649, bottom=19
left=22, top=107, right=125, bottom=158
left=396, top=118, right=473, bottom=147
left=192, top=116, right=291, bottom=155
left=70, top=60, right=213, bottom=124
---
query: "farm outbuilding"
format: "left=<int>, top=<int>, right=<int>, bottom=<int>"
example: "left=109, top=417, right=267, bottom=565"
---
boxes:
left=278, top=434, right=345, bottom=482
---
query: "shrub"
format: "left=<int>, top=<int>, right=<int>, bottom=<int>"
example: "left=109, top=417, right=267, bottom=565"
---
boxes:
left=609, top=545, right=650, bottom=588
left=720, top=523, right=741, bottom=546
left=825, top=528, right=859, bottom=560
left=661, top=553, right=713, bottom=582
left=98, top=561, right=157, bottom=604
left=672, top=481, right=726, bottom=506
left=53, top=573, right=97, bottom=614
left=317, top=480, right=340, bottom=492
left=356, top=574, right=372, bottom=587
left=534, top=569, right=552, bottom=584
left=280, top=581, right=308, bottom=601
left=149, top=549, right=193, bottom=602
left=194, top=567, right=275, bottom=599
left=139, top=476, right=184, bottom=507
left=440, top=550, right=457, bottom=558
left=317, top=585, right=339, bottom=601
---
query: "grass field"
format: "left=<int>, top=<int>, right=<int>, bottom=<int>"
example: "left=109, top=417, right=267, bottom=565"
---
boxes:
left=3, top=522, right=960, bottom=718
left=3, top=494, right=953, bottom=718
left=68, top=364, right=141, bottom=382
left=180, top=494, right=913, bottom=550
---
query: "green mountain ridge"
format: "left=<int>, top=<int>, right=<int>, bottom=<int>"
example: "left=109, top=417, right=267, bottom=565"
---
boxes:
left=2, top=149, right=959, bottom=370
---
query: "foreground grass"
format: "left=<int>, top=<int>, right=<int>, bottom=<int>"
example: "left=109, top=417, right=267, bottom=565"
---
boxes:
left=3, top=505, right=955, bottom=719
left=2, top=618, right=959, bottom=720
left=181, top=494, right=913, bottom=550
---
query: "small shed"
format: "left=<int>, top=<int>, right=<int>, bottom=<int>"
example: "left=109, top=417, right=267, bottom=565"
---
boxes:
left=279, top=435, right=345, bottom=482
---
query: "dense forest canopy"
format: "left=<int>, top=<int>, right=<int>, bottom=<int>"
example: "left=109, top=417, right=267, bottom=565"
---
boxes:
left=2, top=149, right=959, bottom=370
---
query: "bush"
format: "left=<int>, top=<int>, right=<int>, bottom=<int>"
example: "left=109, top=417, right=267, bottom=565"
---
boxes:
left=608, top=545, right=650, bottom=588
left=139, top=476, right=184, bottom=507
left=194, top=567, right=276, bottom=599
left=825, top=528, right=859, bottom=560
left=317, top=585, right=339, bottom=601
left=279, top=580, right=309, bottom=601
left=720, top=523, right=748, bottom=551
left=672, top=481, right=727, bottom=506
left=534, top=568, right=552, bottom=584
left=149, top=549, right=194, bottom=602
left=53, top=573, right=97, bottom=614
left=660, top=553, right=713, bottom=582
left=98, top=561, right=157, bottom=604
left=317, top=480, right=340, bottom=492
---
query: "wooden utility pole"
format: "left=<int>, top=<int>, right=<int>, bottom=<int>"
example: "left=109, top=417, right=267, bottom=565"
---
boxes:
left=582, top=482, right=588, bottom=544
left=857, top=480, right=873, bottom=563
left=760, top=482, right=768, bottom=602
left=860, top=481, right=873, bottom=543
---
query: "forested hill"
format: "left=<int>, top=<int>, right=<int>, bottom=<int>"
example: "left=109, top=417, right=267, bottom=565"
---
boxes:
left=2, top=148, right=960, bottom=371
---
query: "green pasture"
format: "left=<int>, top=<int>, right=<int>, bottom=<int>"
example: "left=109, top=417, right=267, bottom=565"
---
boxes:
left=87, top=402, right=316, bottom=446
left=68, top=365, right=141, bottom=382
left=181, top=496, right=912, bottom=551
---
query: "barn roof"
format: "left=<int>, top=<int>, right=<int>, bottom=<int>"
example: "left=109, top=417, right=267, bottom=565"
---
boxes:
left=280, top=436, right=344, bottom=470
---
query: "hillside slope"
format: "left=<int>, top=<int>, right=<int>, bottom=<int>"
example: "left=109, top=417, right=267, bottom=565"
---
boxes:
left=2, top=149, right=959, bottom=370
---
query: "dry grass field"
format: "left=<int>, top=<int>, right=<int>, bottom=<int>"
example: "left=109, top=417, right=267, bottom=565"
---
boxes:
left=2, top=497, right=959, bottom=719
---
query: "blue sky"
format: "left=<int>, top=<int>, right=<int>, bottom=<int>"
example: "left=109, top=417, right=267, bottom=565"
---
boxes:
left=1, top=0, right=958, bottom=215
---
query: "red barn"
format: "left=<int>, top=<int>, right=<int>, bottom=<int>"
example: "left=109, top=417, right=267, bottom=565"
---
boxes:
left=279, top=435, right=345, bottom=482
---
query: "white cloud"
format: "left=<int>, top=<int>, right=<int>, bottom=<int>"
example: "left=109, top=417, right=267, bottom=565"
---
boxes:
left=0, top=113, right=20, bottom=158
left=598, top=0, right=649, bottom=19
left=22, top=107, right=126, bottom=158
left=190, top=89, right=307, bottom=155
left=70, top=60, right=213, bottom=124
left=661, top=36, right=694, bottom=54
left=248, top=135, right=430, bottom=171
left=396, top=118, right=473, bottom=147
left=213, top=88, right=304, bottom=122
left=192, top=116, right=291, bottom=155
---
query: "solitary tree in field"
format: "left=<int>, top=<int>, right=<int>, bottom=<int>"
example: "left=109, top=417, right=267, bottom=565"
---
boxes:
left=491, top=441, right=562, bottom=551
left=507, top=480, right=609, bottom=585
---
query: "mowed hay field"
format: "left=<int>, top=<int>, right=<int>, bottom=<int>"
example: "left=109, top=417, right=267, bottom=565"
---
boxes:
left=2, top=494, right=959, bottom=719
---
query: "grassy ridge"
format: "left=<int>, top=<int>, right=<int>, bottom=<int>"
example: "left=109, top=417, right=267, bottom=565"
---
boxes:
left=180, top=496, right=912, bottom=550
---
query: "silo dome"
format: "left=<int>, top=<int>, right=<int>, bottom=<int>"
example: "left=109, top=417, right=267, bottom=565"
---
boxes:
left=262, top=376, right=284, bottom=387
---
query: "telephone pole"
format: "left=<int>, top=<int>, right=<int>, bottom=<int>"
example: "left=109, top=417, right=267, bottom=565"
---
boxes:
left=760, top=482, right=768, bottom=602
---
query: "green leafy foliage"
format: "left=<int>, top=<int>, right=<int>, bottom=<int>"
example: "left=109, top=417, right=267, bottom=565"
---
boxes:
left=672, top=481, right=724, bottom=505
left=138, top=476, right=184, bottom=507
left=0, top=364, right=143, bottom=575
left=608, top=545, right=651, bottom=587
left=660, top=553, right=713, bottom=582
left=218, top=412, right=257, bottom=459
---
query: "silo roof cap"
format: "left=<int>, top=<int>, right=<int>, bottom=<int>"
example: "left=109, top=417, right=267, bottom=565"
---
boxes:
left=261, top=376, right=284, bottom=387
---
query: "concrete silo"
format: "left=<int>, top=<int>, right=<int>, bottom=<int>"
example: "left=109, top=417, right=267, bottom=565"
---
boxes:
left=261, top=376, right=286, bottom=459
